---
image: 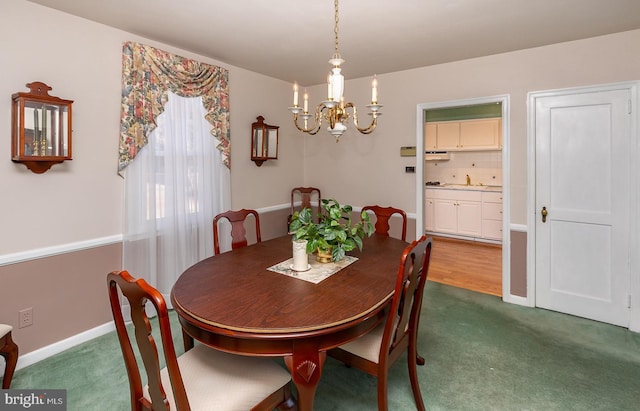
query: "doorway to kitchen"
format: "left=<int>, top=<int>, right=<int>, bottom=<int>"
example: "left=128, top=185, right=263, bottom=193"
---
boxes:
left=429, top=236, right=502, bottom=296
left=415, top=95, right=510, bottom=299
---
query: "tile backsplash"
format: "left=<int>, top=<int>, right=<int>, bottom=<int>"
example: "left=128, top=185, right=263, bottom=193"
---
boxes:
left=425, top=150, right=502, bottom=186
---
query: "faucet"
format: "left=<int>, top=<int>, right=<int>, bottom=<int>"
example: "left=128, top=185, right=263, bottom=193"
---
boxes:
left=466, top=174, right=471, bottom=186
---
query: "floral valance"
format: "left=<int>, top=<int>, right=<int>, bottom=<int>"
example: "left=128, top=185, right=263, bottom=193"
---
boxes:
left=119, top=41, right=230, bottom=173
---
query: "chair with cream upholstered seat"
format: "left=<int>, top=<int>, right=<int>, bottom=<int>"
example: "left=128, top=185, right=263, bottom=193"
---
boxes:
left=362, top=205, right=407, bottom=241
left=327, top=236, right=432, bottom=411
left=107, top=270, right=296, bottom=411
left=0, top=324, right=19, bottom=389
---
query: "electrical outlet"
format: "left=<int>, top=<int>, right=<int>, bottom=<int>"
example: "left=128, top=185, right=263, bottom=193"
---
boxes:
left=19, top=307, right=33, bottom=328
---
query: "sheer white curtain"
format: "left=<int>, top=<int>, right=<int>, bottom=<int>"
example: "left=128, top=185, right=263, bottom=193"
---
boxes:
left=122, top=92, right=230, bottom=304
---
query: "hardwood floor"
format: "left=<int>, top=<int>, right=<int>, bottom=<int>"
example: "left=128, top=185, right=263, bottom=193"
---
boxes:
left=428, top=236, right=502, bottom=297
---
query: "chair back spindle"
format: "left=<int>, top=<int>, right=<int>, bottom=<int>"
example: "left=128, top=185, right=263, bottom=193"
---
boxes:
left=362, top=205, right=407, bottom=241
left=213, top=209, right=261, bottom=254
left=108, top=270, right=189, bottom=410
left=108, top=270, right=296, bottom=411
left=328, top=236, right=432, bottom=411
left=289, top=187, right=322, bottom=229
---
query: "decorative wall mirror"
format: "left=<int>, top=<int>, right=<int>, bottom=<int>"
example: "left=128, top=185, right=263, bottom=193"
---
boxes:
left=251, top=115, right=278, bottom=166
left=11, top=82, right=73, bottom=173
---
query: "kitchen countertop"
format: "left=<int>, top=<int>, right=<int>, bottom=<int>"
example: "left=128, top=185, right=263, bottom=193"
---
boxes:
left=425, top=184, right=502, bottom=192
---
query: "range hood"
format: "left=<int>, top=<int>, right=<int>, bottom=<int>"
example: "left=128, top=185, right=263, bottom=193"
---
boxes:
left=425, top=151, right=450, bottom=161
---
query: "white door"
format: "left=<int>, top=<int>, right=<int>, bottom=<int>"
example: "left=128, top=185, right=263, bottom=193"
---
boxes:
left=534, top=87, right=631, bottom=327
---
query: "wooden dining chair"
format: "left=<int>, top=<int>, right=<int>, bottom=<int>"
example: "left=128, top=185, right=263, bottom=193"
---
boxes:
left=213, top=209, right=262, bottom=255
left=0, top=324, right=19, bottom=389
left=288, top=187, right=322, bottom=229
left=327, top=236, right=433, bottom=411
left=107, top=270, right=296, bottom=411
left=362, top=205, right=407, bottom=241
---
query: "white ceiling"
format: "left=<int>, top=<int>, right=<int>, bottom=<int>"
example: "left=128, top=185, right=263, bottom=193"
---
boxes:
left=26, top=0, right=640, bottom=86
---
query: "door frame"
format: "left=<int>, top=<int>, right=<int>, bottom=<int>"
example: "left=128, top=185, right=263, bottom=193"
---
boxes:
left=415, top=95, right=512, bottom=301
left=527, top=81, right=640, bottom=331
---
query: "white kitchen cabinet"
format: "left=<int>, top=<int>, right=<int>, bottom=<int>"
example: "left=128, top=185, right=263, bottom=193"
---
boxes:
left=425, top=121, right=459, bottom=150
left=425, top=189, right=435, bottom=231
left=427, top=189, right=482, bottom=237
left=459, top=118, right=501, bottom=149
left=457, top=200, right=482, bottom=236
left=424, top=118, right=502, bottom=151
left=425, top=123, right=437, bottom=150
left=433, top=199, right=458, bottom=234
left=481, top=191, right=503, bottom=240
left=426, top=188, right=502, bottom=242
left=434, top=122, right=460, bottom=150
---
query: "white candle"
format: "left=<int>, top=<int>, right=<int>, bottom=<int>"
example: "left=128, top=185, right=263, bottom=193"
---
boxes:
left=292, top=239, right=309, bottom=271
left=371, top=75, right=378, bottom=104
left=303, top=90, right=309, bottom=113
left=293, top=82, right=299, bottom=107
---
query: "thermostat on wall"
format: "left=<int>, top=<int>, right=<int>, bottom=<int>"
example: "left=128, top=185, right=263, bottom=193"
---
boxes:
left=400, top=146, right=416, bottom=157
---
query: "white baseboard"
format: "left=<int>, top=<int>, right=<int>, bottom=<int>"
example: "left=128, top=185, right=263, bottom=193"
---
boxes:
left=503, top=293, right=531, bottom=307
left=7, top=321, right=115, bottom=373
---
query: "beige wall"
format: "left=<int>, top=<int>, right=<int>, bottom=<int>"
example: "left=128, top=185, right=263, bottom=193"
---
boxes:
left=303, top=29, right=640, bottom=225
left=0, top=0, right=303, bottom=256
left=510, top=230, right=528, bottom=297
left=2, top=0, right=639, bottom=356
left=0, top=0, right=302, bottom=356
left=228, top=67, right=305, bottom=209
left=0, top=244, right=121, bottom=354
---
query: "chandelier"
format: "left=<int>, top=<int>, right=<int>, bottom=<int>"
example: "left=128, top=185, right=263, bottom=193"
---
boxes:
left=288, top=0, right=382, bottom=140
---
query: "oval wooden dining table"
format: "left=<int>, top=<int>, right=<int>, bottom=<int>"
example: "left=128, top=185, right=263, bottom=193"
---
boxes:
left=171, top=234, right=409, bottom=410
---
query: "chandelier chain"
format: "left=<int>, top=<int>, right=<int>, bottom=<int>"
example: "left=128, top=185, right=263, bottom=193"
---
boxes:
left=334, top=0, right=340, bottom=55
left=288, top=0, right=381, bottom=140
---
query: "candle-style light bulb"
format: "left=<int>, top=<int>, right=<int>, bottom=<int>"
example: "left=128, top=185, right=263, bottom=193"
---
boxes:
left=371, top=75, right=378, bottom=104
left=303, top=90, right=309, bottom=113
left=293, top=82, right=299, bottom=107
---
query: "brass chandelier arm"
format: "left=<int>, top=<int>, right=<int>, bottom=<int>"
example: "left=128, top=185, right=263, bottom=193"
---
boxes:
left=292, top=105, right=326, bottom=135
left=292, top=114, right=321, bottom=135
left=292, top=102, right=380, bottom=136
left=327, top=106, right=337, bottom=130
left=346, top=103, right=379, bottom=134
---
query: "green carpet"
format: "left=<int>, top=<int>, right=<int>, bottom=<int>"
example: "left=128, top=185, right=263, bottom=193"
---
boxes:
left=9, top=282, right=640, bottom=410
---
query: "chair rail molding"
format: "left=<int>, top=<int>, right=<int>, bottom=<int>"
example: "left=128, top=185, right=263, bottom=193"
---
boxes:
left=0, top=235, right=122, bottom=267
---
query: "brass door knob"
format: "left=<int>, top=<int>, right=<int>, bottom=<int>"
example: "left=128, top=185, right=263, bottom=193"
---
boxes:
left=541, top=206, right=548, bottom=223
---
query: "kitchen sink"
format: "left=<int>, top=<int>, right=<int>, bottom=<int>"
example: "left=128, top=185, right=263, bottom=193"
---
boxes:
left=437, top=184, right=502, bottom=191
left=441, top=183, right=487, bottom=189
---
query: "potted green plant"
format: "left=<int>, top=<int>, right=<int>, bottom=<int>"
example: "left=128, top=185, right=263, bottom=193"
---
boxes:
left=289, top=198, right=374, bottom=262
